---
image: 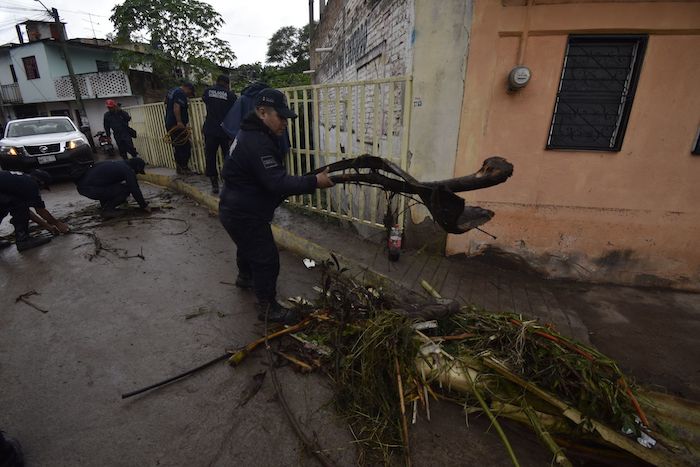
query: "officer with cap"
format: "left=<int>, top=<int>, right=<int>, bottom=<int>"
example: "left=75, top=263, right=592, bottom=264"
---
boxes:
left=74, top=158, right=151, bottom=218
left=103, top=99, right=139, bottom=160
left=219, top=88, right=334, bottom=324
left=164, top=82, right=195, bottom=175
left=202, top=75, right=237, bottom=194
left=0, top=169, right=69, bottom=252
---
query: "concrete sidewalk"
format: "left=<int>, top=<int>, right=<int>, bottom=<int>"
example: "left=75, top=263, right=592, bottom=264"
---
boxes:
left=141, top=168, right=700, bottom=402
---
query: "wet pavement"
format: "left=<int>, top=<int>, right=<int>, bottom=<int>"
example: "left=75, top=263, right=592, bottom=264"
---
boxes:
left=2, top=175, right=699, bottom=466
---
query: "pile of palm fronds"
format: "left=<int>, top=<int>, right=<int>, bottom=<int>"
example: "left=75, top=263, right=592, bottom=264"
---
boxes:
left=283, top=264, right=698, bottom=466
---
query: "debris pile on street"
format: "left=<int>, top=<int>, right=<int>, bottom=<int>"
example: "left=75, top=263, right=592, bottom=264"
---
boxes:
left=268, top=262, right=699, bottom=466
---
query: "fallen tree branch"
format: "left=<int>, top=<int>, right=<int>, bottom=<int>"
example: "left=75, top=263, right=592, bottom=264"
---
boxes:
left=306, top=155, right=514, bottom=234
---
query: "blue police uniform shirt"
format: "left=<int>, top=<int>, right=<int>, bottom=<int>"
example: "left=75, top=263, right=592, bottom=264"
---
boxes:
left=0, top=171, right=45, bottom=209
left=202, top=85, right=236, bottom=137
left=165, top=87, right=189, bottom=129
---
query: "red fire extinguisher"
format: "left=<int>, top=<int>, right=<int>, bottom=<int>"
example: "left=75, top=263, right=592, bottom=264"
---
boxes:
left=388, top=224, right=402, bottom=262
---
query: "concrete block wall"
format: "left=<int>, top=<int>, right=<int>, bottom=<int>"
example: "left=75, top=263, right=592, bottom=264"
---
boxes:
left=312, top=0, right=413, bottom=83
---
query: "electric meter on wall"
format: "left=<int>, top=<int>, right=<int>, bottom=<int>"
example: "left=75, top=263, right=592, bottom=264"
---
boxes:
left=508, top=66, right=531, bottom=91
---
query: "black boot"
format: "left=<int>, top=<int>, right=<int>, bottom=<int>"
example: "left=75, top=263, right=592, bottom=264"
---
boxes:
left=256, top=300, right=300, bottom=325
left=210, top=176, right=220, bottom=195
left=0, top=431, right=25, bottom=467
left=15, top=230, right=51, bottom=252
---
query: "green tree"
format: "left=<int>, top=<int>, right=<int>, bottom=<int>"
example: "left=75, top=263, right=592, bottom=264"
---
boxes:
left=110, top=0, right=235, bottom=86
left=266, top=25, right=310, bottom=72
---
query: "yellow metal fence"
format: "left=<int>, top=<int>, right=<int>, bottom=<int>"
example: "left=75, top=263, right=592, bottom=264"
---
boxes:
left=124, top=76, right=413, bottom=229
left=283, top=76, right=413, bottom=229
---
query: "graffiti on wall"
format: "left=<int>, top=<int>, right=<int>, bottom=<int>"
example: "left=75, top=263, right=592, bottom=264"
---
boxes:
left=323, top=21, right=368, bottom=78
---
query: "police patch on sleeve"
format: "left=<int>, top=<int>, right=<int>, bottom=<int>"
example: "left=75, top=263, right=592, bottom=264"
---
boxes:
left=261, top=155, right=278, bottom=169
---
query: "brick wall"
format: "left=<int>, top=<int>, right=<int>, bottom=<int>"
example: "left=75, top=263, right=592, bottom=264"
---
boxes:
left=312, top=0, right=413, bottom=83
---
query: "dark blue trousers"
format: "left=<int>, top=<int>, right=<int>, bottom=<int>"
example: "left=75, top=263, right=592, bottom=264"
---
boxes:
left=114, top=135, right=138, bottom=160
left=168, top=127, right=192, bottom=168
left=77, top=183, right=130, bottom=210
left=0, top=197, right=30, bottom=233
left=219, top=205, right=279, bottom=303
left=204, top=133, right=229, bottom=178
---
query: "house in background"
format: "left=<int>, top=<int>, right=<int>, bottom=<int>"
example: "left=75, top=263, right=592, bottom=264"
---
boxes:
left=0, top=20, right=158, bottom=139
left=309, top=0, right=700, bottom=290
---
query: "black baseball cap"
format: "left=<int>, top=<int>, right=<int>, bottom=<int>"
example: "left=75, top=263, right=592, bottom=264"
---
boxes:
left=30, top=169, right=52, bottom=190
left=216, top=74, right=230, bottom=84
left=181, top=81, right=195, bottom=96
left=127, top=157, right=146, bottom=174
left=255, top=88, right=297, bottom=119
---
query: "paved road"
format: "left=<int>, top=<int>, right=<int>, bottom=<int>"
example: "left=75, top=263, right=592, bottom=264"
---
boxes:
left=1, top=183, right=552, bottom=466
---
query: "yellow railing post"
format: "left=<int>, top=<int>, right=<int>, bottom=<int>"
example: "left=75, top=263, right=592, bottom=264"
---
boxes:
left=123, top=77, right=413, bottom=230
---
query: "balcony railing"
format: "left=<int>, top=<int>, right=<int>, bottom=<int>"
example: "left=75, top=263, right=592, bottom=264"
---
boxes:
left=0, top=83, right=23, bottom=104
left=54, top=70, right=132, bottom=100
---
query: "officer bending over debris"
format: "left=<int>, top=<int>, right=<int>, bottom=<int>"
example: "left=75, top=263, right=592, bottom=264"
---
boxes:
left=74, top=158, right=150, bottom=219
left=219, top=88, right=334, bottom=324
left=0, top=170, right=69, bottom=251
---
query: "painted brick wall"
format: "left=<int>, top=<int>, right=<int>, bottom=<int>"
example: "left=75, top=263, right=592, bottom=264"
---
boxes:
left=312, top=0, right=413, bottom=83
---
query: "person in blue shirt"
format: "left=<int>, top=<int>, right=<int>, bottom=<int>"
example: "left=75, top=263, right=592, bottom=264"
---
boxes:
left=164, top=82, right=195, bottom=175
left=202, top=75, right=236, bottom=194
left=219, top=88, right=334, bottom=324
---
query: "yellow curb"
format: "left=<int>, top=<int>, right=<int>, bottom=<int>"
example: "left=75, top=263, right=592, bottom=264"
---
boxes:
left=138, top=172, right=393, bottom=288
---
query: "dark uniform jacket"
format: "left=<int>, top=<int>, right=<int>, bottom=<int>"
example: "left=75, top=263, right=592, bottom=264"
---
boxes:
left=220, top=113, right=317, bottom=222
left=76, top=161, right=147, bottom=208
left=221, top=82, right=291, bottom=154
left=0, top=171, right=45, bottom=209
left=103, top=109, right=132, bottom=140
left=164, top=87, right=189, bottom=129
left=202, top=85, right=236, bottom=138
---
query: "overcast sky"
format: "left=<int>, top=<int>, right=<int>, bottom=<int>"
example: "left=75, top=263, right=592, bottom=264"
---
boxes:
left=0, top=0, right=312, bottom=65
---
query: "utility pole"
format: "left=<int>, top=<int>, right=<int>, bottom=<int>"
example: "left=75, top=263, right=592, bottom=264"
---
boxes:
left=50, top=7, right=88, bottom=126
left=35, top=1, right=89, bottom=127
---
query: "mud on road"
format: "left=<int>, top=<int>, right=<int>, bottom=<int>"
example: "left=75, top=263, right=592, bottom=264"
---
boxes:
left=1, top=182, right=555, bottom=466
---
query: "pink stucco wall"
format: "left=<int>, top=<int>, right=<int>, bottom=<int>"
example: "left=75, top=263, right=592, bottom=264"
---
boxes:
left=450, top=0, right=700, bottom=290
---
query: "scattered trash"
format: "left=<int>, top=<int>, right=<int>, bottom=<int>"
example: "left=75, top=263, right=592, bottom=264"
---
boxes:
left=412, top=320, right=438, bottom=331
left=184, top=306, right=226, bottom=320
left=303, top=258, right=316, bottom=269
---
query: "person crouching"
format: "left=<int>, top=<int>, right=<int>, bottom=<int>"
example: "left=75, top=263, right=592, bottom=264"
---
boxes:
left=74, top=158, right=151, bottom=218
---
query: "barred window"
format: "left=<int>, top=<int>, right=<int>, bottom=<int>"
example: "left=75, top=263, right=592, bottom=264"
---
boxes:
left=22, top=56, right=40, bottom=80
left=547, top=35, right=647, bottom=151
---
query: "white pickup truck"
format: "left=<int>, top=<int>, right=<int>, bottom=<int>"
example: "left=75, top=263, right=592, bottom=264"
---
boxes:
left=0, top=116, right=94, bottom=176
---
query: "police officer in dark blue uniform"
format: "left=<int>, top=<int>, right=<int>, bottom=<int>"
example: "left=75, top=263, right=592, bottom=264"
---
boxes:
left=219, top=88, right=334, bottom=323
left=0, top=170, right=69, bottom=251
left=202, top=75, right=236, bottom=194
left=164, top=82, right=195, bottom=175
left=74, top=158, right=150, bottom=218
left=221, top=81, right=290, bottom=155
left=103, top=99, right=138, bottom=160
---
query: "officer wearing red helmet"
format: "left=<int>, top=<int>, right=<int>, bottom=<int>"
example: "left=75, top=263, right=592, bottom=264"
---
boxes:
left=103, top=99, right=139, bottom=160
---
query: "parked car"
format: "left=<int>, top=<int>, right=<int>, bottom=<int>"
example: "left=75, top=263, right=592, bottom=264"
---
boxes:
left=0, top=116, right=94, bottom=177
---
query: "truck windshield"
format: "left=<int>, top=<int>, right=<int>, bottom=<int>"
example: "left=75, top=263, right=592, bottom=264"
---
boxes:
left=7, top=119, right=77, bottom=137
